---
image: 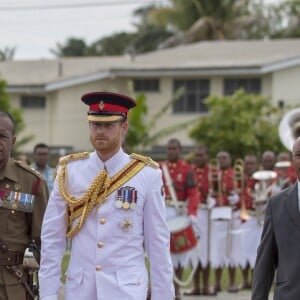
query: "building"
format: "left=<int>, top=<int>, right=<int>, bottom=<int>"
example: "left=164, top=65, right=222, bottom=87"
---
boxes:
left=1, top=39, right=300, bottom=155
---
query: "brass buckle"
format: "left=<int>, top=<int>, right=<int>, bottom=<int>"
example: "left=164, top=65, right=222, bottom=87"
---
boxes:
left=16, top=269, right=23, bottom=278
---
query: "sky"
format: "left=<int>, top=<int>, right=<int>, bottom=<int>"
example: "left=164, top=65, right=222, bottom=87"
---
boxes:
left=0, top=0, right=166, bottom=60
left=0, top=0, right=281, bottom=60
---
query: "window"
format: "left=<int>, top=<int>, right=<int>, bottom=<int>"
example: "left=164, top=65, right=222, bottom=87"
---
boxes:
left=224, top=78, right=261, bottom=95
left=133, top=79, right=160, bottom=92
left=173, top=79, right=210, bottom=113
left=20, top=95, right=46, bottom=108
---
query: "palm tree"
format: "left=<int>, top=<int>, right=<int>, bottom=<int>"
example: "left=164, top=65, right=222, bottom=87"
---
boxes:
left=149, top=0, right=265, bottom=49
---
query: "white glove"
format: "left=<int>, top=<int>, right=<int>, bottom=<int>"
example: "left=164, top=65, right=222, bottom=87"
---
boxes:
left=228, top=193, right=239, bottom=205
left=206, top=196, right=216, bottom=209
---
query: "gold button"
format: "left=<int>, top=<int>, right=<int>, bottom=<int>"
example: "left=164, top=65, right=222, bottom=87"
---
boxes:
left=97, top=242, right=104, bottom=248
left=95, top=265, right=102, bottom=271
left=99, top=218, right=106, bottom=225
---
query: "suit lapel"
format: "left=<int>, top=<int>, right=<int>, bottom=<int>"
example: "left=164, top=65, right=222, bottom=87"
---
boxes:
left=286, top=183, right=300, bottom=230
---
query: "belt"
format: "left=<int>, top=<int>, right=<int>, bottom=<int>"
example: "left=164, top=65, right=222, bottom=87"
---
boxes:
left=0, top=251, right=23, bottom=266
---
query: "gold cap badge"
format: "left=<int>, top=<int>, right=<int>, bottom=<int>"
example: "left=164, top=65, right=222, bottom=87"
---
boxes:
left=99, top=101, right=105, bottom=110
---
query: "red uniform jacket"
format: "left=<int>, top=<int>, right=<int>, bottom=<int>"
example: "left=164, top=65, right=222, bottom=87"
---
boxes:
left=160, top=160, right=199, bottom=215
left=237, top=174, right=257, bottom=210
left=215, top=168, right=235, bottom=207
left=193, top=164, right=219, bottom=205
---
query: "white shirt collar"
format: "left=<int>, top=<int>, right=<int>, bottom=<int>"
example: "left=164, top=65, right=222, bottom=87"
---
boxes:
left=95, top=148, right=128, bottom=176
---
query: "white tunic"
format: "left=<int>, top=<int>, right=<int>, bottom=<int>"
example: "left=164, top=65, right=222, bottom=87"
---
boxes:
left=195, top=208, right=210, bottom=268
left=39, top=149, right=175, bottom=300
left=239, top=214, right=263, bottom=269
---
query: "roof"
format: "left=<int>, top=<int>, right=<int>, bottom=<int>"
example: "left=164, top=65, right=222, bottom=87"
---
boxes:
left=1, top=39, right=300, bottom=92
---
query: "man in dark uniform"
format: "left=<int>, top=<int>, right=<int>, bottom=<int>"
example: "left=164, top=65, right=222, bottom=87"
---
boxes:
left=252, top=137, right=300, bottom=300
left=0, top=111, right=48, bottom=300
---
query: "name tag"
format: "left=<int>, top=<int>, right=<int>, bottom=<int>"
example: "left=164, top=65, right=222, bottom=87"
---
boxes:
left=0, top=189, right=35, bottom=213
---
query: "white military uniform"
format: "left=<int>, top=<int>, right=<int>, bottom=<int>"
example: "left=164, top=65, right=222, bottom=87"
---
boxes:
left=39, top=149, right=175, bottom=300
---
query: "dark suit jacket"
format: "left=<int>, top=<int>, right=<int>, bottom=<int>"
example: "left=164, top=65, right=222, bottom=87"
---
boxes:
left=252, top=182, right=300, bottom=300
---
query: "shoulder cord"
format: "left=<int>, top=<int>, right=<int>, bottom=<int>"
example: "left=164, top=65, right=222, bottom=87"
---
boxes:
left=58, top=159, right=146, bottom=238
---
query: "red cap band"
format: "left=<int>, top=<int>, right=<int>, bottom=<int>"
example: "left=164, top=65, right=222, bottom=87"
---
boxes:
left=89, top=102, right=128, bottom=114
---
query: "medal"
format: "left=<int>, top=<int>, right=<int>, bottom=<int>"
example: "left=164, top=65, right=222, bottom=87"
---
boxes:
left=115, top=196, right=123, bottom=208
left=120, top=218, right=133, bottom=231
left=115, top=190, right=123, bottom=209
left=130, top=202, right=137, bottom=209
left=122, top=201, right=130, bottom=210
left=130, top=189, right=137, bottom=209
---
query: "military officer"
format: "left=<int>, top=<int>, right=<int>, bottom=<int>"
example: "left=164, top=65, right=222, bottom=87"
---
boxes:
left=0, top=111, right=49, bottom=300
left=39, top=92, right=174, bottom=300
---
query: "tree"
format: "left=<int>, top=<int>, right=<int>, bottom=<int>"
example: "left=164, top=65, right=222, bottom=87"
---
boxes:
left=189, top=89, right=285, bottom=160
left=268, top=0, right=300, bottom=38
left=50, top=38, right=88, bottom=57
left=87, top=32, right=135, bottom=56
left=0, top=80, right=33, bottom=155
left=125, top=86, right=197, bottom=153
left=149, top=0, right=265, bottom=49
left=128, top=5, right=173, bottom=54
left=0, top=46, right=16, bottom=61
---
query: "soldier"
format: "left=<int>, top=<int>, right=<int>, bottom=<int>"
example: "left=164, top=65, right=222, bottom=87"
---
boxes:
left=160, top=138, right=199, bottom=300
left=39, top=92, right=174, bottom=300
left=275, top=151, right=297, bottom=190
left=31, top=143, right=55, bottom=193
left=261, top=150, right=276, bottom=171
left=238, top=154, right=260, bottom=289
left=184, top=145, right=216, bottom=296
left=209, top=151, right=240, bottom=293
left=0, top=111, right=48, bottom=300
left=259, top=150, right=281, bottom=195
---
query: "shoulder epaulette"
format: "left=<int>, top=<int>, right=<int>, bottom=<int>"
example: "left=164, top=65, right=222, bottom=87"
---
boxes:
left=14, top=160, right=44, bottom=180
left=130, top=153, right=159, bottom=169
left=58, top=152, right=90, bottom=166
